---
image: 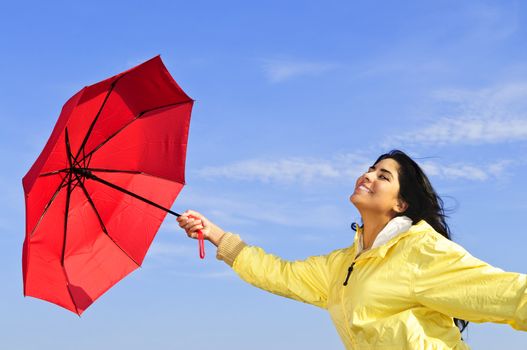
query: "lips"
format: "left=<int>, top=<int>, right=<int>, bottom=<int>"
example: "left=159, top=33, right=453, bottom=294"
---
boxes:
left=356, top=183, right=373, bottom=193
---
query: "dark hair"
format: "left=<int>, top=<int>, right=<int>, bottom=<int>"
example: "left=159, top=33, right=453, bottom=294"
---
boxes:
left=373, top=149, right=469, bottom=334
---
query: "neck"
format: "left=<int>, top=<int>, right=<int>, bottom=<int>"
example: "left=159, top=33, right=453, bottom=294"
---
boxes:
left=360, top=212, right=395, bottom=250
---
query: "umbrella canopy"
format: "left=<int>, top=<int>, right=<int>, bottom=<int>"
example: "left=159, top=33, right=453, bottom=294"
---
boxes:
left=22, top=56, right=194, bottom=315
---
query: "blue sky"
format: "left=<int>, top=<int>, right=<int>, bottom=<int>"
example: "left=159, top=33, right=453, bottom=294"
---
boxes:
left=1, top=0, right=527, bottom=348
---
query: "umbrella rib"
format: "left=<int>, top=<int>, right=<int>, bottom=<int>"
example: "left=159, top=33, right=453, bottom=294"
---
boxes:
left=77, top=100, right=192, bottom=165
left=29, top=129, right=75, bottom=239
left=73, top=78, right=121, bottom=162
left=39, top=168, right=69, bottom=177
left=60, top=175, right=72, bottom=266
left=87, top=168, right=143, bottom=175
left=85, top=172, right=180, bottom=217
left=79, top=114, right=140, bottom=164
left=140, top=99, right=192, bottom=118
left=65, top=128, right=75, bottom=168
left=72, top=171, right=141, bottom=267
left=29, top=175, right=69, bottom=238
left=60, top=173, right=80, bottom=315
left=86, top=168, right=181, bottom=185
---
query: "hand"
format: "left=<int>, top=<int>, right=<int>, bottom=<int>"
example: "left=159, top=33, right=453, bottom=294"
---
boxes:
left=176, top=210, right=226, bottom=247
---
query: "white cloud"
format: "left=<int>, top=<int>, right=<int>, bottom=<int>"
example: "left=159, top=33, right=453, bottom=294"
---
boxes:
left=397, top=118, right=527, bottom=146
left=421, top=159, right=517, bottom=181
left=197, top=153, right=370, bottom=185
left=421, top=161, right=486, bottom=181
left=385, top=82, right=527, bottom=147
left=262, top=59, right=337, bottom=83
left=487, top=159, right=515, bottom=178
left=197, top=152, right=515, bottom=184
left=431, top=82, right=527, bottom=118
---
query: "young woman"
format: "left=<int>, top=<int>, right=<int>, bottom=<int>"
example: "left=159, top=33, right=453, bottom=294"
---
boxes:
left=177, top=150, right=527, bottom=349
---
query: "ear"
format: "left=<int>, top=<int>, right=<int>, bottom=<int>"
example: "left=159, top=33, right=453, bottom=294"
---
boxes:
left=394, top=199, right=408, bottom=214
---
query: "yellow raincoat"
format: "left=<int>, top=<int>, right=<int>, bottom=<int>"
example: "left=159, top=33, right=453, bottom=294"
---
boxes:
left=219, top=219, right=527, bottom=349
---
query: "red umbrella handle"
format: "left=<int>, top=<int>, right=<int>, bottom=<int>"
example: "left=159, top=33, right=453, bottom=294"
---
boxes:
left=197, top=229, right=205, bottom=259
left=188, top=215, right=205, bottom=259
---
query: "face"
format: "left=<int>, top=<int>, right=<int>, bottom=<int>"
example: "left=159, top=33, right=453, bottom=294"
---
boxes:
left=350, top=158, right=408, bottom=217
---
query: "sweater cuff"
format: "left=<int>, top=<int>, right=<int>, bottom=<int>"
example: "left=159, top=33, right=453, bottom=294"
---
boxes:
left=216, top=232, right=247, bottom=267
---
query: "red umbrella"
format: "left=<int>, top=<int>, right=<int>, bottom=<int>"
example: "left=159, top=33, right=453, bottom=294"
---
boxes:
left=22, top=56, right=202, bottom=315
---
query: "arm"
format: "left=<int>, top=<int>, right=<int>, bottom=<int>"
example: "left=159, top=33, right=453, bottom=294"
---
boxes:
left=217, top=233, right=335, bottom=309
left=177, top=210, right=336, bottom=309
left=411, top=233, right=527, bottom=330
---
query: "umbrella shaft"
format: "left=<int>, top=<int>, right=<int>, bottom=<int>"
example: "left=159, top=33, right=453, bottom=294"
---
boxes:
left=87, top=172, right=180, bottom=217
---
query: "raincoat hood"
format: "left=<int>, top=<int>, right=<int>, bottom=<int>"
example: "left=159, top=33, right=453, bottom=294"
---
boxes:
left=356, top=215, right=413, bottom=254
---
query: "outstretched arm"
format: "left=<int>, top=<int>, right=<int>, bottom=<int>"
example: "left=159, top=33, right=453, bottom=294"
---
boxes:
left=177, top=210, right=336, bottom=309
left=411, top=233, right=527, bottom=330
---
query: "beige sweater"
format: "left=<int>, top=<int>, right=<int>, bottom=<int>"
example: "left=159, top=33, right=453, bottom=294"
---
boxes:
left=216, top=232, right=247, bottom=266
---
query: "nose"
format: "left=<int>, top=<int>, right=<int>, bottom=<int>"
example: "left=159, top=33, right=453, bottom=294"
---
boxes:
left=363, top=171, right=375, bottom=183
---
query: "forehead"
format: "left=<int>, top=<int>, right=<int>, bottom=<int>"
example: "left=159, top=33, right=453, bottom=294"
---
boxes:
left=373, top=158, right=400, bottom=176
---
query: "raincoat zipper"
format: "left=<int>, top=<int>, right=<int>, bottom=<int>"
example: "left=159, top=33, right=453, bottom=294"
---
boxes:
left=343, top=246, right=362, bottom=287
left=343, top=262, right=355, bottom=286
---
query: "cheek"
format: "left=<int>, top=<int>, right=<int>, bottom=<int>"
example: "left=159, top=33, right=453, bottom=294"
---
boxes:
left=385, top=186, right=401, bottom=204
left=373, top=182, right=397, bottom=198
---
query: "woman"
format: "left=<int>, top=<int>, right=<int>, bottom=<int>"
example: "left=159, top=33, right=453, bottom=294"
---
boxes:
left=177, top=150, right=527, bottom=349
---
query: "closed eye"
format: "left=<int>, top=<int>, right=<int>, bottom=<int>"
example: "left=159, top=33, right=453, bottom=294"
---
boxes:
left=369, top=165, right=393, bottom=181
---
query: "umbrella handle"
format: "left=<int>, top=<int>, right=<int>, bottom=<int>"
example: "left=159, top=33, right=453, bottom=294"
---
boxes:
left=188, top=215, right=205, bottom=259
left=197, top=229, right=205, bottom=259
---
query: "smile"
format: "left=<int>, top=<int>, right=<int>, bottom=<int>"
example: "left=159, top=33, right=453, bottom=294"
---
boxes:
left=357, top=184, right=373, bottom=193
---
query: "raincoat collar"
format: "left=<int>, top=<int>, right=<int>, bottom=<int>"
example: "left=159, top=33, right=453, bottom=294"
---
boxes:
left=354, top=216, right=423, bottom=258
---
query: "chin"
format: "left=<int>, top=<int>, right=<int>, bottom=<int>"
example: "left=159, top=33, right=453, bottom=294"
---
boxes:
left=349, top=193, right=360, bottom=207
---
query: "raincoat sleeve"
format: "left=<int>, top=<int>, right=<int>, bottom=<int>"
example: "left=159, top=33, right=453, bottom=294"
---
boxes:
left=411, top=233, right=527, bottom=330
left=216, top=232, right=339, bottom=309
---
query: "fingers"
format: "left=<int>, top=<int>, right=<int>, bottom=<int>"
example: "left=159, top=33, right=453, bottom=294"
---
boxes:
left=177, top=210, right=208, bottom=240
left=187, top=221, right=205, bottom=236
left=182, top=209, right=203, bottom=220
left=177, top=212, right=203, bottom=229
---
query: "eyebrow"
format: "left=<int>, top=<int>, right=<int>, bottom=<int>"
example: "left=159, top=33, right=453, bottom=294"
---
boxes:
left=369, top=165, right=394, bottom=179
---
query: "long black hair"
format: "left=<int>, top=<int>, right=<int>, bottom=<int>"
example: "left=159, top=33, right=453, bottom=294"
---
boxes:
left=373, top=149, right=469, bottom=334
